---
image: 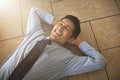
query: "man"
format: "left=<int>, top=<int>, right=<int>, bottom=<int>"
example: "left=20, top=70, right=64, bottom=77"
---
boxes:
left=0, top=7, right=107, bottom=80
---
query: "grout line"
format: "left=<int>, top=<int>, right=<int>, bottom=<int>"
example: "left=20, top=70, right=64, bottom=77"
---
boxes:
left=67, top=76, right=69, bottom=80
left=50, top=0, right=120, bottom=24
left=51, top=0, right=63, bottom=3
left=19, top=0, right=25, bottom=35
left=101, top=46, right=120, bottom=51
left=114, top=0, right=120, bottom=11
left=89, top=21, right=114, bottom=80
left=50, top=0, right=55, bottom=16
left=0, top=35, right=24, bottom=42
left=80, top=13, right=120, bottom=24
left=105, top=67, right=110, bottom=80
left=89, top=22, right=101, bottom=51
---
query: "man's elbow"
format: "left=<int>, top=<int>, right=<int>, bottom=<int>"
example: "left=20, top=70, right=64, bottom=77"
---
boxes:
left=30, top=7, right=38, bottom=13
left=97, top=58, right=107, bottom=69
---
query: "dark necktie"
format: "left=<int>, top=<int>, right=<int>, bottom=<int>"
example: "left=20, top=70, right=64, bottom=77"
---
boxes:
left=8, top=39, right=51, bottom=80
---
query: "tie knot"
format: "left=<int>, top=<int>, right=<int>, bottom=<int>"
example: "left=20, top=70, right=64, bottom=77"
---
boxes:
left=35, top=39, right=51, bottom=51
left=43, top=39, right=51, bottom=45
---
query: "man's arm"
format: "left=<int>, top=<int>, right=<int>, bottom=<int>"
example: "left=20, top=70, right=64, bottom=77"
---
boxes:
left=26, top=7, right=55, bottom=35
left=65, top=37, right=107, bottom=76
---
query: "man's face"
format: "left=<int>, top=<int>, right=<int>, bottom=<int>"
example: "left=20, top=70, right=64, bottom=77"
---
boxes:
left=50, top=18, right=75, bottom=45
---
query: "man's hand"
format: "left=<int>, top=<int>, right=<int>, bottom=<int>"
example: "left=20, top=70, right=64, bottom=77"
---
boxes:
left=51, top=18, right=58, bottom=27
left=69, top=37, right=83, bottom=46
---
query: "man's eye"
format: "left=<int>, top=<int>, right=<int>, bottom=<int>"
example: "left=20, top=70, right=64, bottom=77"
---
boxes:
left=63, top=26, right=70, bottom=32
left=59, top=22, right=63, bottom=25
left=65, top=28, right=69, bottom=32
left=66, top=26, right=71, bottom=32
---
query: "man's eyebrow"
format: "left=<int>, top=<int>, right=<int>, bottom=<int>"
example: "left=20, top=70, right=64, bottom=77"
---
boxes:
left=61, top=21, right=72, bottom=30
left=66, top=25, right=72, bottom=31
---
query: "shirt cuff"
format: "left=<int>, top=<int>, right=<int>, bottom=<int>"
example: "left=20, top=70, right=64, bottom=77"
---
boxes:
left=78, top=41, right=95, bottom=53
left=45, top=14, right=55, bottom=25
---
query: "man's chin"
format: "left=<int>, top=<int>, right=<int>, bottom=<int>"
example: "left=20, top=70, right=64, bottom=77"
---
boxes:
left=50, top=34, right=57, bottom=41
left=50, top=35, right=61, bottom=43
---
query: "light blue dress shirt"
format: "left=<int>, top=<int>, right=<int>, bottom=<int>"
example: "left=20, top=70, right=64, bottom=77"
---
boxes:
left=0, top=7, right=107, bottom=80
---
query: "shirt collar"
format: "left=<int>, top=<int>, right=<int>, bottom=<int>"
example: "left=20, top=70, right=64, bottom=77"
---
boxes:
left=46, top=36, right=60, bottom=46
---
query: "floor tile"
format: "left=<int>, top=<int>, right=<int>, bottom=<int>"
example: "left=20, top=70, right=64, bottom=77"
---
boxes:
left=44, top=30, right=51, bottom=36
left=51, top=0, right=58, bottom=2
left=20, top=0, right=52, bottom=35
left=115, top=0, right=120, bottom=9
left=59, top=77, right=68, bottom=80
left=0, top=0, right=23, bottom=41
left=51, top=0, right=120, bottom=22
left=80, top=22, right=98, bottom=49
left=102, top=47, right=120, bottom=80
left=69, top=69, right=107, bottom=80
left=0, top=37, right=23, bottom=65
left=91, top=15, right=120, bottom=50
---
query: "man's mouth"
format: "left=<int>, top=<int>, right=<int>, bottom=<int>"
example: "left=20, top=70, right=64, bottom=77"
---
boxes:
left=54, top=30, right=62, bottom=36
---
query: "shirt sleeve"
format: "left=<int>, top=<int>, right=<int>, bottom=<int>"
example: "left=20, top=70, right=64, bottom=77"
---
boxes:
left=26, top=7, right=54, bottom=35
left=64, top=41, right=107, bottom=76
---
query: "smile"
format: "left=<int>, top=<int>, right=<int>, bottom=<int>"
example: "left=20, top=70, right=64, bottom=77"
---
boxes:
left=54, top=30, right=62, bottom=36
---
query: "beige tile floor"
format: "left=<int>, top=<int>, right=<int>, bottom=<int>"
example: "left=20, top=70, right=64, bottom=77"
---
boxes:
left=0, top=0, right=120, bottom=80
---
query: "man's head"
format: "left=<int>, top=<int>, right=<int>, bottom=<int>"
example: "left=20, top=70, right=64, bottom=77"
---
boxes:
left=50, top=15, right=81, bottom=45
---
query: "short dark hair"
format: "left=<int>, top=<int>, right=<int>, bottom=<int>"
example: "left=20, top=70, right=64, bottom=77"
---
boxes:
left=61, top=15, right=81, bottom=39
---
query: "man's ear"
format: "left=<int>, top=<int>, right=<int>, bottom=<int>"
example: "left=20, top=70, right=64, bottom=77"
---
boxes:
left=68, top=37, right=75, bottom=43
